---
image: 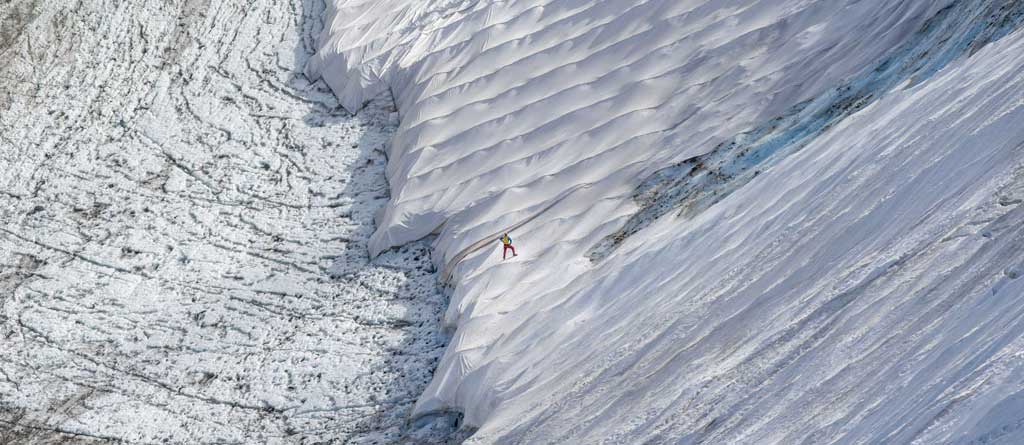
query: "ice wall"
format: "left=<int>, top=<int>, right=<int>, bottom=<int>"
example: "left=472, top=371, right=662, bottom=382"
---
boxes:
left=308, top=0, right=952, bottom=258
left=308, top=0, right=1024, bottom=442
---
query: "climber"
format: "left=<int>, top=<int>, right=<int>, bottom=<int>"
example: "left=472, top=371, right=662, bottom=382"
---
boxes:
left=500, top=232, right=517, bottom=260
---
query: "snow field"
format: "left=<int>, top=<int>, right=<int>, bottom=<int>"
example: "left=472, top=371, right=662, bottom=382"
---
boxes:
left=0, top=0, right=454, bottom=443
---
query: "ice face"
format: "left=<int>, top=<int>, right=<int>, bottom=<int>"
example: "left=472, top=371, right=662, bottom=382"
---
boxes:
left=309, top=0, right=1024, bottom=443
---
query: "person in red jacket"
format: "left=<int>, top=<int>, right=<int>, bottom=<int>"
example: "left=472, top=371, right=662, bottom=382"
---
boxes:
left=500, top=233, right=517, bottom=260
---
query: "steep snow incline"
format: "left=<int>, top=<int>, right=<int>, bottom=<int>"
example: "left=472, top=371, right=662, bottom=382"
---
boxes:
left=309, top=0, right=951, bottom=260
left=0, top=0, right=453, bottom=443
left=310, top=0, right=1024, bottom=443
left=454, top=27, right=1024, bottom=443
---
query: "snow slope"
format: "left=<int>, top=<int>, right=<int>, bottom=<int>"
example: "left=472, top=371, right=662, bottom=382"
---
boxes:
left=308, top=0, right=954, bottom=257
left=309, top=0, right=1024, bottom=443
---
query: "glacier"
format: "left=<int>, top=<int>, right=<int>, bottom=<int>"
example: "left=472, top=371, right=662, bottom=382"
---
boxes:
left=0, top=0, right=456, bottom=442
left=308, top=0, right=1024, bottom=443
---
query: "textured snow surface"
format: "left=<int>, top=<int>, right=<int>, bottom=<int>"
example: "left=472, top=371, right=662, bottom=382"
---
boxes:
left=309, top=0, right=1024, bottom=443
left=309, top=0, right=954, bottom=257
left=0, top=0, right=456, bottom=443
